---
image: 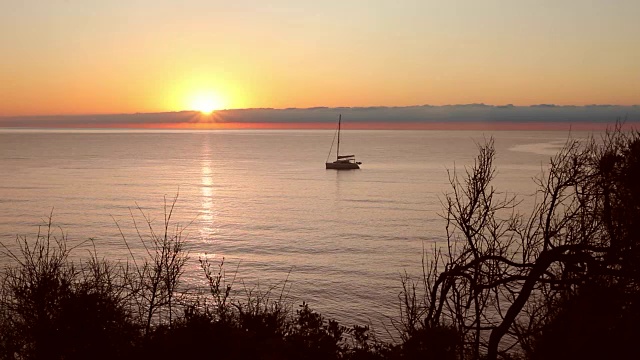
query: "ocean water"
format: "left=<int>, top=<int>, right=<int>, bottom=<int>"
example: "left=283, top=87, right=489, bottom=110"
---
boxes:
left=0, top=129, right=582, bottom=332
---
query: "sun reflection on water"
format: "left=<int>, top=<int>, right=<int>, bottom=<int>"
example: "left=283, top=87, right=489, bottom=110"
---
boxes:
left=200, top=138, right=215, bottom=240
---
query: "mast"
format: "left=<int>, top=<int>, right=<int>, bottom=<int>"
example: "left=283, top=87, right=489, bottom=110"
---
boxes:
left=336, top=114, right=341, bottom=161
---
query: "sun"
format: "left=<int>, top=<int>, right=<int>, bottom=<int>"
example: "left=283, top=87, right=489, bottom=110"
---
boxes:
left=189, top=92, right=224, bottom=114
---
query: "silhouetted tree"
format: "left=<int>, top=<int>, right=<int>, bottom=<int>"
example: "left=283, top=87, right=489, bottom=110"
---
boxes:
left=528, top=126, right=640, bottom=359
left=415, top=123, right=640, bottom=359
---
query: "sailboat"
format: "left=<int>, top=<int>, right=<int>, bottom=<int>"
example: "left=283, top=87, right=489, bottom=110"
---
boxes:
left=325, top=114, right=362, bottom=170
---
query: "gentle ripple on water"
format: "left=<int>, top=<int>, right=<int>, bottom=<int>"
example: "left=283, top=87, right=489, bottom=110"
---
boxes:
left=0, top=129, right=589, bottom=336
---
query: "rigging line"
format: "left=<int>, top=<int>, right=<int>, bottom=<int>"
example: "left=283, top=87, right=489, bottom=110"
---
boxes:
left=325, top=126, right=339, bottom=163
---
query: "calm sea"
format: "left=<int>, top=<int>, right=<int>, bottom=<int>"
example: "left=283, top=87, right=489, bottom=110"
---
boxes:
left=0, top=129, right=585, bottom=333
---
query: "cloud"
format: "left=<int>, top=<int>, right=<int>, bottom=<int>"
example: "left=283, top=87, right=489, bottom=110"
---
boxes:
left=1, top=105, right=639, bottom=129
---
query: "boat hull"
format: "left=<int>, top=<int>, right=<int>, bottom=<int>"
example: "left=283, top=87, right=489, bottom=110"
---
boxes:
left=326, top=161, right=360, bottom=170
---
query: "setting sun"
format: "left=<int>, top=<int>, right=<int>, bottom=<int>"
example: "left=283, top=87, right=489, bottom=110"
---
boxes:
left=189, top=92, right=225, bottom=114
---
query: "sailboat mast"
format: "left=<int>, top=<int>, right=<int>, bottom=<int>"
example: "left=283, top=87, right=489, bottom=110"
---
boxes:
left=336, top=114, right=341, bottom=161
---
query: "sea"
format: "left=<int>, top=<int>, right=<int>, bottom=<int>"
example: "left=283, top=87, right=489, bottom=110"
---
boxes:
left=0, top=129, right=587, bottom=335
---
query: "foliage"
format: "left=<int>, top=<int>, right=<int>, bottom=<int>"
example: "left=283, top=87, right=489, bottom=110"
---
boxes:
left=0, top=217, right=138, bottom=360
left=0, top=202, right=409, bottom=360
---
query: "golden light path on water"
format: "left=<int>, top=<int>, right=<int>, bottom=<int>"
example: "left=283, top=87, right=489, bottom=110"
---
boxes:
left=198, top=137, right=219, bottom=268
left=200, top=140, right=214, bottom=236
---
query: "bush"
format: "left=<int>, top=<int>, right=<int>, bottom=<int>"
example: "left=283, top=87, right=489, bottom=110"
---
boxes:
left=0, top=220, right=139, bottom=360
left=0, top=209, right=404, bottom=360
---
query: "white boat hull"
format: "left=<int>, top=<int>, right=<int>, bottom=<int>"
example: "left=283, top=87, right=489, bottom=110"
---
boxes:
left=326, top=161, right=360, bottom=170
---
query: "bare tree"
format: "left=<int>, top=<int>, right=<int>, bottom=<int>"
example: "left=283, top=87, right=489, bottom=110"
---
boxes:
left=116, top=193, right=189, bottom=334
left=416, top=126, right=640, bottom=359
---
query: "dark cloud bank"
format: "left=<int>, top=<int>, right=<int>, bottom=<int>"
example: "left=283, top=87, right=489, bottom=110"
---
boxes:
left=1, top=104, right=639, bottom=128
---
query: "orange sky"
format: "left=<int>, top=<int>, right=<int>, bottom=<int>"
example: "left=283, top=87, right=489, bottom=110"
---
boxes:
left=1, top=1, right=639, bottom=117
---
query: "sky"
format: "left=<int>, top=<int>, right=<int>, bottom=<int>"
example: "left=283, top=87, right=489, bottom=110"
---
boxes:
left=1, top=0, right=639, bottom=124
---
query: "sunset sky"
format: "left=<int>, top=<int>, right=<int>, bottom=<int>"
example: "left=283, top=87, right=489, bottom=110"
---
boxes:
left=1, top=0, right=639, bottom=118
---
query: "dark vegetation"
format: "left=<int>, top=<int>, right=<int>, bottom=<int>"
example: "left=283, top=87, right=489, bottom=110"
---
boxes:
left=1, top=123, right=639, bottom=359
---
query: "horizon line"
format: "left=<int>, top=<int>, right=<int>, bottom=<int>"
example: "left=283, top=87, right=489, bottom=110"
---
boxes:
left=1, top=122, right=636, bottom=132
left=3, top=103, right=640, bottom=119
